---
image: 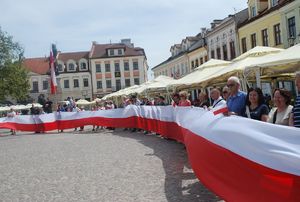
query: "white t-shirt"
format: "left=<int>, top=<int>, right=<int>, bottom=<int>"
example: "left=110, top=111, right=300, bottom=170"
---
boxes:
left=7, top=111, right=16, bottom=118
left=268, top=105, right=293, bottom=126
left=212, top=97, right=226, bottom=108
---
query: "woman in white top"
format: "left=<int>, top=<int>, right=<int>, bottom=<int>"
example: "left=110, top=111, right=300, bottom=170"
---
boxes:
left=268, top=88, right=293, bottom=126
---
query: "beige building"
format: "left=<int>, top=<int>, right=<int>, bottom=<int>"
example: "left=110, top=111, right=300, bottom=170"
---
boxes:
left=153, top=30, right=207, bottom=79
left=238, top=0, right=294, bottom=53
left=24, top=51, right=92, bottom=102
left=279, top=0, right=300, bottom=47
left=89, top=39, right=148, bottom=97
left=23, top=39, right=148, bottom=102
left=206, top=9, right=248, bottom=61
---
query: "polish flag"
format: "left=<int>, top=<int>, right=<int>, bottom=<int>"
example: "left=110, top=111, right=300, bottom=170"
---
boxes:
left=50, top=51, right=57, bottom=94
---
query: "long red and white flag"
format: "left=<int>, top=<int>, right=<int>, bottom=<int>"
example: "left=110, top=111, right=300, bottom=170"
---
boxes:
left=1, top=106, right=300, bottom=202
left=50, top=51, right=57, bottom=94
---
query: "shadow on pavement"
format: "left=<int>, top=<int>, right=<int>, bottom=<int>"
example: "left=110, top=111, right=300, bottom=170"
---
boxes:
left=111, top=129, right=221, bottom=202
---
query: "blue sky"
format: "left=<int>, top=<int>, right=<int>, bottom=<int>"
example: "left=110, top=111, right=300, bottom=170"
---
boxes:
left=0, top=0, right=247, bottom=77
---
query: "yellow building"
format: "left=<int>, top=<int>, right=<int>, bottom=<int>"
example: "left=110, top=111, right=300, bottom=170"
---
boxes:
left=238, top=0, right=294, bottom=53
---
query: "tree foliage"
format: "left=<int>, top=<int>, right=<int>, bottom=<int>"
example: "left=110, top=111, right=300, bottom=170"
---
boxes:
left=0, top=27, right=30, bottom=102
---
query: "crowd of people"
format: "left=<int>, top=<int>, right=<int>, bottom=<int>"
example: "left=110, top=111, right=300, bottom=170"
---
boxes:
left=3, top=72, right=300, bottom=135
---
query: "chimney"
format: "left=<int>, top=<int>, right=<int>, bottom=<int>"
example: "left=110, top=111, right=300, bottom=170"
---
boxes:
left=121, top=39, right=134, bottom=48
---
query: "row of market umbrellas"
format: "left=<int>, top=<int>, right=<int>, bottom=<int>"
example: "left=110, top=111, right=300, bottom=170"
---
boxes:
left=102, top=44, right=300, bottom=100
left=0, top=103, right=43, bottom=112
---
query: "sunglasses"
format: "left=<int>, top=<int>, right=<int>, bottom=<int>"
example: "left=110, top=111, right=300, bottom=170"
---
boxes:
left=223, top=91, right=228, bottom=94
left=227, top=84, right=235, bottom=87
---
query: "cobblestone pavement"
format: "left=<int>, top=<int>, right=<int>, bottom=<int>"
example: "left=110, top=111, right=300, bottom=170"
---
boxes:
left=0, top=127, right=222, bottom=202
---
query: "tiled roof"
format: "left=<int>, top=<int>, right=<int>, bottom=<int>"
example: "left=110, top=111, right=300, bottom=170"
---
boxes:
left=90, top=43, right=145, bottom=59
left=23, top=57, right=49, bottom=75
left=58, top=51, right=89, bottom=63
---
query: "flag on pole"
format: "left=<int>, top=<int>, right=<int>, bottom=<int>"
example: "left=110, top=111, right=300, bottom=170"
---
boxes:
left=50, top=50, right=57, bottom=94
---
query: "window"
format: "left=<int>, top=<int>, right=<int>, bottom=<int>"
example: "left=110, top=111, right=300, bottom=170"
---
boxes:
left=115, top=62, right=120, bottom=72
left=83, top=78, right=89, bottom=87
left=96, top=64, right=101, bottom=72
left=64, top=80, right=69, bottom=88
left=74, top=79, right=79, bottom=88
left=262, top=29, right=268, bottom=46
left=251, top=33, right=256, bottom=48
left=32, top=81, right=38, bottom=92
left=118, top=49, right=122, bottom=55
left=106, top=80, right=111, bottom=88
left=204, top=55, right=208, bottom=62
left=288, top=17, right=296, bottom=38
left=80, top=62, right=87, bottom=70
left=274, top=24, right=281, bottom=45
left=125, top=79, right=130, bottom=87
left=216, top=47, right=221, bottom=59
left=105, top=63, right=111, bottom=72
left=124, top=61, right=129, bottom=71
left=211, top=50, right=215, bottom=59
left=58, top=64, right=63, bottom=72
left=241, top=37, right=247, bottom=53
left=116, top=79, right=121, bottom=91
left=191, top=61, right=195, bottom=69
left=195, top=59, right=199, bottom=68
left=134, top=78, right=140, bottom=85
left=251, top=6, right=256, bottom=17
left=229, top=41, right=235, bottom=59
left=109, top=49, right=114, bottom=56
left=97, top=81, right=102, bottom=89
left=43, top=80, right=48, bottom=90
left=68, top=63, right=75, bottom=71
left=271, top=0, right=278, bottom=7
left=222, top=44, right=228, bottom=60
left=200, top=57, right=203, bottom=65
left=133, top=61, right=139, bottom=70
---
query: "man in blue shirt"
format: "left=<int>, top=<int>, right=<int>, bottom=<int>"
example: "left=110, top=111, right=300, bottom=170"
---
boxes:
left=289, top=71, right=300, bottom=127
left=226, top=76, right=247, bottom=116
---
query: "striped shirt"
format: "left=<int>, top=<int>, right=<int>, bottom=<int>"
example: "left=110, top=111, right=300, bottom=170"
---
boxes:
left=292, top=94, right=300, bottom=128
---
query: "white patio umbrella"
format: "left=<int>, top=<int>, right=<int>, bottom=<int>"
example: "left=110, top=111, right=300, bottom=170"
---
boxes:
left=138, top=75, right=176, bottom=95
left=244, top=43, right=300, bottom=77
left=167, top=59, right=232, bottom=90
left=200, top=46, right=283, bottom=87
left=0, top=106, right=10, bottom=112
left=75, top=99, right=91, bottom=105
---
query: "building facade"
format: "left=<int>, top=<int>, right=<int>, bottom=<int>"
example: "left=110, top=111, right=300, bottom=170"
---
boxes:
left=56, top=51, right=92, bottom=101
left=89, top=39, right=148, bottom=97
left=153, top=30, right=207, bottom=78
left=279, top=0, right=300, bottom=48
left=24, top=39, right=148, bottom=101
left=206, top=9, right=248, bottom=61
left=238, top=0, right=294, bottom=53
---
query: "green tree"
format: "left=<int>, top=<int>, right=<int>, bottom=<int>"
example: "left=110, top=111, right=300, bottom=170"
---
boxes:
left=0, top=27, right=30, bottom=102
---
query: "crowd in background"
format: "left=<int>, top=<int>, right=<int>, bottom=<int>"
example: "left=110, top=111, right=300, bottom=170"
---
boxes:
left=4, top=72, right=300, bottom=135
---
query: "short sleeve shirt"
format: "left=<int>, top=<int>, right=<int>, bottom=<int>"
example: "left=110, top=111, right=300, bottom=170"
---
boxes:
left=227, top=91, right=247, bottom=116
left=248, top=104, right=269, bottom=121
